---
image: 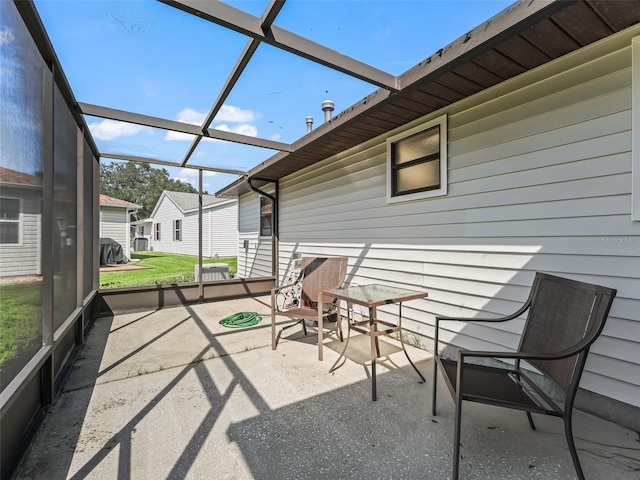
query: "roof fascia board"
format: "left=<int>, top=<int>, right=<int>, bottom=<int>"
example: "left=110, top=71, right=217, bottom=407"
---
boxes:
left=160, top=0, right=398, bottom=92
left=399, top=0, right=577, bottom=90
left=79, top=102, right=291, bottom=152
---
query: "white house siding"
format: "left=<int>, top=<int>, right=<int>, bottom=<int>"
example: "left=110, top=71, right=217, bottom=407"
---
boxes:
left=238, top=189, right=273, bottom=278
left=244, top=27, right=640, bottom=412
left=0, top=190, right=41, bottom=277
left=152, top=197, right=195, bottom=256
left=152, top=195, right=238, bottom=258
left=100, top=206, right=131, bottom=259
left=208, top=202, right=238, bottom=258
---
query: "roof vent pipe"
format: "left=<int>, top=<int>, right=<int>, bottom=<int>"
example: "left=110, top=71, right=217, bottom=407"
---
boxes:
left=322, top=100, right=334, bottom=123
left=306, top=116, right=313, bottom=133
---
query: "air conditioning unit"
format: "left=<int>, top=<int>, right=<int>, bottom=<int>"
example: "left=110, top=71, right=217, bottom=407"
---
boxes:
left=195, top=263, right=229, bottom=281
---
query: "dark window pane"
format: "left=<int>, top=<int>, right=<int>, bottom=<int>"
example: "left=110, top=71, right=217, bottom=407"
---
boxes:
left=0, top=198, right=20, bottom=220
left=0, top=223, right=19, bottom=244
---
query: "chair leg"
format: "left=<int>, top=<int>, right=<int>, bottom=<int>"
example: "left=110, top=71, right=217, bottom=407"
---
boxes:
left=526, top=412, right=536, bottom=431
left=453, top=395, right=462, bottom=480
left=565, top=412, right=585, bottom=480
left=432, top=359, right=438, bottom=416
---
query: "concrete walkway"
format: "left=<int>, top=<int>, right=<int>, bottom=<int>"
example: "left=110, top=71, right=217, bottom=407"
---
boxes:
left=15, top=296, right=640, bottom=480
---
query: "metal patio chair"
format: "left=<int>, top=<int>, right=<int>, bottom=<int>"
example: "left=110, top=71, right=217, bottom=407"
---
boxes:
left=432, top=272, right=617, bottom=480
left=271, top=257, right=348, bottom=359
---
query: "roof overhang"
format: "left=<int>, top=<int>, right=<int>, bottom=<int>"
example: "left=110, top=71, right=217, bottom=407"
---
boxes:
left=216, top=0, right=640, bottom=197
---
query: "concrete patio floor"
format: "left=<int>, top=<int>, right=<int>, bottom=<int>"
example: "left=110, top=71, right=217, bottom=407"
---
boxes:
left=14, top=295, right=640, bottom=480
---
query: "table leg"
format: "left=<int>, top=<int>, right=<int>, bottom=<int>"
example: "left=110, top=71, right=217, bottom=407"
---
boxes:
left=318, top=293, right=323, bottom=361
left=329, top=301, right=352, bottom=373
left=397, top=302, right=425, bottom=382
left=369, top=306, right=377, bottom=401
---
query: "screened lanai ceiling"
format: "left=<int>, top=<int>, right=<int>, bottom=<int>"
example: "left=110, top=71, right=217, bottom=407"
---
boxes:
left=29, top=0, right=640, bottom=196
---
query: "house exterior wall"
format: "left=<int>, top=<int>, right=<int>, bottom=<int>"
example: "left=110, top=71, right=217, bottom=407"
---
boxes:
left=237, top=189, right=273, bottom=278
left=239, top=27, right=640, bottom=413
left=152, top=195, right=239, bottom=258
left=0, top=186, right=41, bottom=277
left=99, top=206, right=131, bottom=259
left=208, top=201, right=239, bottom=258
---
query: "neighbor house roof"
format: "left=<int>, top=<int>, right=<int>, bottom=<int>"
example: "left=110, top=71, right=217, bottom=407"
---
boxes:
left=150, top=191, right=236, bottom=218
left=216, top=0, right=640, bottom=197
left=99, top=194, right=141, bottom=210
left=0, top=167, right=42, bottom=187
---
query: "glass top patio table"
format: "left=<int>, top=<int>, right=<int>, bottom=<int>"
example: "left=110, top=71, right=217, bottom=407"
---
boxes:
left=322, top=284, right=428, bottom=307
left=320, top=284, right=428, bottom=400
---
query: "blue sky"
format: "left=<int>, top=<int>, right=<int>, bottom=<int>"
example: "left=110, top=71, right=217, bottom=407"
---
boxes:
left=33, top=0, right=513, bottom=194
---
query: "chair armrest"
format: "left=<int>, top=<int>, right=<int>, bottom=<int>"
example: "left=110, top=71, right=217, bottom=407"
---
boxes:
left=458, top=337, right=593, bottom=363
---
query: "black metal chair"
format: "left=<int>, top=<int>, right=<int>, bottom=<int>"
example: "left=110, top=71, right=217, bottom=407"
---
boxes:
left=432, top=272, right=617, bottom=480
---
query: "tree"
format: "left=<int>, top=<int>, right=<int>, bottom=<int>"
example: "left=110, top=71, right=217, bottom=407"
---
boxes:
left=100, top=161, right=204, bottom=220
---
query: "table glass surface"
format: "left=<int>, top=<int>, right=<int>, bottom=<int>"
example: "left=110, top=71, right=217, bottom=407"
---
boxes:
left=323, top=284, right=427, bottom=307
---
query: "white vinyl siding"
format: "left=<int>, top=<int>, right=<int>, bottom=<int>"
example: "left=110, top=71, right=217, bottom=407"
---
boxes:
left=251, top=27, right=640, bottom=410
left=0, top=191, right=41, bottom=277
left=238, top=191, right=273, bottom=278
left=632, top=35, right=640, bottom=221
left=151, top=194, right=238, bottom=258
left=100, top=206, right=131, bottom=259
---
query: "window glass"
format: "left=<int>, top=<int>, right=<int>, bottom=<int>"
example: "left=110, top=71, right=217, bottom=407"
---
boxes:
left=174, top=219, right=182, bottom=241
left=393, top=126, right=440, bottom=165
left=0, top=1, right=44, bottom=391
left=0, top=198, right=21, bottom=244
left=260, top=196, right=272, bottom=237
left=387, top=115, right=447, bottom=203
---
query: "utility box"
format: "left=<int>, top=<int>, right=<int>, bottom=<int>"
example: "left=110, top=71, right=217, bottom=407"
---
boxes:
left=195, top=263, right=229, bottom=281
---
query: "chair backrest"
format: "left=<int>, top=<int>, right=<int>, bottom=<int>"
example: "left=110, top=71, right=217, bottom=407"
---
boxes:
left=299, top=257, right=348, bottom=304
left=518, top=273, right=616, bottom=396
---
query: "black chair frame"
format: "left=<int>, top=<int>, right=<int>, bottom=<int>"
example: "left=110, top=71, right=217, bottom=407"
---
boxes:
left=432, top=272, right=617, bottom=480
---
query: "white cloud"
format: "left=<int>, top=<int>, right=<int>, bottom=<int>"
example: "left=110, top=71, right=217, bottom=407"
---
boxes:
left=216, top=105, right=257, bottom=123
left=88, top=119, right=148, bottom=140
left=165, top=107, right=259, bottom=141
left=172, top=168, right=217, bottom=188
left=0, top=29, right=15, bottom=46
left=176, top=108, right=206, bottom=125
left=214, top=123, right=258, bottom=137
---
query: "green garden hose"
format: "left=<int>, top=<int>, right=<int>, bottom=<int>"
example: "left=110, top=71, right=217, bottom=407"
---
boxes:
left=219, top=312, right=263, bottom=328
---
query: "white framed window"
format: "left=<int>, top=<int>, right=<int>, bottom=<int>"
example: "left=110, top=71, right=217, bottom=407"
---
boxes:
left=154, top=223, right=161, bottom=241
left=386, top=114, right=447, bottom=204
left=632, top=36, right=640, bottom=221
left=173, top=219, right=182, bottom=241
left=259, top=196, right=272, bottom=237
left=0, top=197, right=22, bottom=244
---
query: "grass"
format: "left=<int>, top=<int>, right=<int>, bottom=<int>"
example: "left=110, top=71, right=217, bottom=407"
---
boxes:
left=99, top=252, right=238, bottom=289
left=0, top=281, right=42, bottom=387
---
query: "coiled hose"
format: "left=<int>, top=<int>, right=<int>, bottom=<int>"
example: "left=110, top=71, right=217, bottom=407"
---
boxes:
left=219, top=312, right=263, bottom=328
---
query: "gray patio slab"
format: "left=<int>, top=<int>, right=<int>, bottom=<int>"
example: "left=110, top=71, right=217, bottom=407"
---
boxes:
left=14, top=296, right=640, bottom=480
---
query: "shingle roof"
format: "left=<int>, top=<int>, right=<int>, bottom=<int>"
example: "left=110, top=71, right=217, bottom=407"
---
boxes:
left=0, top=167, right=42, bottom=187
left=99, top=194, right=140, bottom=209
left=164, top=191, right=232, bottom=213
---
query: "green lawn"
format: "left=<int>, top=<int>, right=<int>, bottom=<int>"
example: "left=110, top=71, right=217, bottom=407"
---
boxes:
left=0, top=281, right=42, bottom=387
left=99, top=252, right=237, bottom=289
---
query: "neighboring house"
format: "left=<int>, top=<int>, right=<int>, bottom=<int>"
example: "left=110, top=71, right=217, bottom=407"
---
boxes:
left=219, top=7, right=640, bottom=428
left=0, top=167, right=42, bottom=278
left=149, top=190, right=238, bottom=258
left=99, top=194, right=140, bottom=260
